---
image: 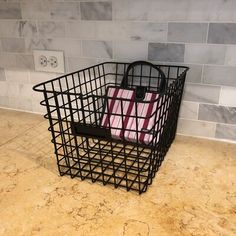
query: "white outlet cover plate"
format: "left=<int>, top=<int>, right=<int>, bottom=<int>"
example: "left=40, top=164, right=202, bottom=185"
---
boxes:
left=33, top=50, right=65, bottom=73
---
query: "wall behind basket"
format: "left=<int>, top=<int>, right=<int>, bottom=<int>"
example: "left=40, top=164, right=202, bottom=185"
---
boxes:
left=0, top=0, right=236, bottom=142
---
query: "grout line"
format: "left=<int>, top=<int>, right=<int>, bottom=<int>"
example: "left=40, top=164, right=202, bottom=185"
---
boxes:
left=205, top=22, right=210, bottom=43
left=200, top=64, right=204, bottom=83
left=176, top=133, right=236, bottom=144
left=218, top=86, right=222, bottom=105
left=196, top=102, right=200, bottom=120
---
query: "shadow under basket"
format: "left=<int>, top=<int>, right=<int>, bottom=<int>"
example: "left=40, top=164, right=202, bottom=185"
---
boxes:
left=33, top=61, right=189, bottom=194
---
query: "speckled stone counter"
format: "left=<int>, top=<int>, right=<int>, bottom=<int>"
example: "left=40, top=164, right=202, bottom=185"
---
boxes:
left=0, top=108, right=235, bottom=236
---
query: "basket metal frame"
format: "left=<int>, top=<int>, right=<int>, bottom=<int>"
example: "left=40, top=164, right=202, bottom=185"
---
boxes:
left=33, top=62, right=188, bottom=194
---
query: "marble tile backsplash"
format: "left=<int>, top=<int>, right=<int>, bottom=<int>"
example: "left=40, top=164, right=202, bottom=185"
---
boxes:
left=0, top=0, right=236, bottom=142
left=148, top=43, right=185, bottom=62
left=168, top=23, right=208, bottom=43
left=80, top=2, right=112, bottom=20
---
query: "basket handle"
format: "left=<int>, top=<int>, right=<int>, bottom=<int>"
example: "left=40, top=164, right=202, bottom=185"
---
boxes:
left=121, top=61, right=166, bottom=93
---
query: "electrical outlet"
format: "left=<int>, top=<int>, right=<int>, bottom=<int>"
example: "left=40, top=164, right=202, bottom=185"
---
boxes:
left=33, top=50, right=65, bottom=73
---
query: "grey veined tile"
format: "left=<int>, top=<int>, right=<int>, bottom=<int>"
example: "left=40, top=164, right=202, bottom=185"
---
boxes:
left=216, top=124, right=236, bottom=141
left=0, top=20, right=37, bottom=38
left=50, top=2, right=80, bottom=20
left=114, top=41, right=148, bottom=60
left=113, top=0, right=236, bottom=22
left=184, top=44, right=226, bottom=65
left=148, top=43, right=184, bottom=62
left=95, top=22, right=167, bottom=42
left=25, top=38, right=82, bottom=57
left=0, top=2, right=21, bottom=19
left=199, top=104, right=236, bottom=125
left=183, top=83, right=220, bottom=104
left=38, top=21, right=65, bottom=38
left=208, top=23, right=236, bottom=44
left=168, top=23, right=208, bottom=43
left=82, top=40, right=112, bottom=59
left=203, top=65, right=236, bottom=87
left=81, top=2, right=112, bottom=21
left=124, top=22, right=167, bottom=42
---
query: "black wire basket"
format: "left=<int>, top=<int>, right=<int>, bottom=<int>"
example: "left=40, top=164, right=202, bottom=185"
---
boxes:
left=33, top=61, right=188, bottom=194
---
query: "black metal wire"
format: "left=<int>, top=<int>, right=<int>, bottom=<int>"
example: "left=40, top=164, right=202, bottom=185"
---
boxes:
left=33, top=62, right=188, bottom=194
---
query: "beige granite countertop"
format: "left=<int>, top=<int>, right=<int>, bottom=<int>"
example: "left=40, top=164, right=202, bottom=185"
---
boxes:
left=0, top=108, right=235, bottom=236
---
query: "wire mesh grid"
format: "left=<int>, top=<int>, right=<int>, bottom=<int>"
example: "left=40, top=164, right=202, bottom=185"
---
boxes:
left=33, top=62, right=188, bottom=194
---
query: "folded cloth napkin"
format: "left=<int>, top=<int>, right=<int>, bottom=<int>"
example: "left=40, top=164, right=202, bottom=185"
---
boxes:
left=101, top=86, right=165, bottom=145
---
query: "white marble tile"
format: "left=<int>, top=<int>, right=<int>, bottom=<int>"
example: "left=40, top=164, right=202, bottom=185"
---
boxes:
left=20, top=0, right=51, bottom=19
left=0, top=53, right=34, bottom=70
left=179, top=101, right=199, bottom=119
left=125, top=22, right=167, bottom=41
left=38, top=21, right=65, bottom=38
left=97, top=22, right=167, bottom=42
left=0, top=81, right=7, bottom=96
left=31, top=98, right=45, bottom=114
left=177, top=118, right=216, bottom=138
left=25, top=38, right=82, bottom=57
left=19, top=83, right=34, bottom=98
left=8, top=97, right=33, bottom=111
left=82, top=40, right=112, bottom=59
left=114, top=41, right=148, bottom=61
left=0, top=20, right=37, bottom=37
left=203, top=65, right=236, bottom=87
left=30, top=71, right=58, bottom=85
left=66, top=21, right=167, bottom=42
left=219, top=87, right=236, bottom=107
left=168, top=23, right=208, bottom=43
left=225, top=46, right=236, bottom=66
left=6, top=82, right=20, bottom=97
left=185, top=64, right=202, bottom=83
left=209, top=0, right=236, bottom=21
left=5, top=70, right=30, bottom=83
left=184, top=44, right=226, bottom=65
left=65, top=21, right=96, bottom=39
left=67, top=57, right=98, bottom=72
left=113, top=0, right=236, bottom=22
left=1, top=38, right=25, bottom=53
left=183, top=83, right=220, bottom=104
left=0, top=96, right=9, bottom=107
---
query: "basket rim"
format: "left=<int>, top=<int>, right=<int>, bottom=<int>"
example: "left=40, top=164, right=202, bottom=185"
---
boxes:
left=32, top=61, right=189, bottom=93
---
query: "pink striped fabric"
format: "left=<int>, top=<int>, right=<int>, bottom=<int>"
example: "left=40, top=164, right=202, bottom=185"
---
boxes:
left=101, top=87, right=163, bottom=145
